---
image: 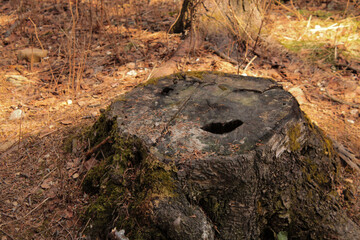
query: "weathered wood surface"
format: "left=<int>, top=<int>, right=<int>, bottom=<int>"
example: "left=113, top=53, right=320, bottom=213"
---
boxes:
left=84, top=72, right=360, bottom=240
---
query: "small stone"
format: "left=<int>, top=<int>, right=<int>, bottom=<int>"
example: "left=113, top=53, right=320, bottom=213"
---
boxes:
left=9, top=109, right=25, bottom=120
left=126, top=70, right=137, bottom=76
left=350, top=109, right=359, bottom=117
left=347, top=119, right=355, bottom=124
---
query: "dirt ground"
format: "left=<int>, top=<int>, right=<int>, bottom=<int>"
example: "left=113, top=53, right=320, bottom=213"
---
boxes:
left=0, top=0, right=359, bottom=239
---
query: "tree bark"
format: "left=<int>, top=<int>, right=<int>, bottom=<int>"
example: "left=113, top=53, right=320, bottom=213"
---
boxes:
left=83, top=72, right=360, bottom=240
left=169, top=0, right=192, bottom=34
left=170, top=0, right=266, bottom=61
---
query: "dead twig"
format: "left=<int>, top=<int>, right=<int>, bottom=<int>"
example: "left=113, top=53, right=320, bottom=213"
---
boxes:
left=58, top=222, right=74, bottom=240
left=85, top=136, right=111, bottom=158
left=0, top=228, right=15, bottom=240
left=204, top=45, right=238, bottom=66
left=79, top=218, right=91, bottom=238
left=324, top=88, right=360, bottom=109
left=274, top=0, right=303, bottom=21
left=28, top=17, right=45, bottom=50
left=0, top=197, right=50, bottom=228
left=244, top=56, right=257, bottom=71
left=335, top=63, right=360, bottom=74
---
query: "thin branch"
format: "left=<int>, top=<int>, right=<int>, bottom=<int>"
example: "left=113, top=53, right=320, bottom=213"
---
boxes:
left=85, top=136, right=111, bottom=158
left=244, top=56, right=257, bottom=70
left=324, top=88, right=360, bottom=109
left=204, top=45, right=239, bottom=65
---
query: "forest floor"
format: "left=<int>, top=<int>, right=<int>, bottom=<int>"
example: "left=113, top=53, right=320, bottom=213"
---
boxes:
left=0, top=0, right=359, bottom=239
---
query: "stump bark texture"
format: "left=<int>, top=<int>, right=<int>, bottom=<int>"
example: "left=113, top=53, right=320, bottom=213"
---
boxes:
left=84, top=72, right=360, bottom=240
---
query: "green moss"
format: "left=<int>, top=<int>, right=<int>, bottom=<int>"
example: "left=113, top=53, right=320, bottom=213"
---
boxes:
left=168, top=11, right=177, bottom=17
left=142, top=71, right=227, bottom=87
left=183, top=71, right=207, bottom=79
left=322, top=137, right=334, bottom=157
left=85, top=113, right=116, bottom=157
left=277, top=231, right=288, bottom=240
left=304, top=114, right=335, bottom=158
left=302, top=158, right=331, bottom=187
left=82, top=158, right=108, bottom=194
left=170, top=71, right=207, bottom=81
left=280, top=40, right=341, bottom=65
left=63, top=134, right=75, bottom=153
left=297, top=9, right=333, bottom=19
left=82, top=115, right=175, bottom=239
left=175, top=71, right=227, bottom=81
left=141, top=76, right=162, bottom=86
left=114, top=95, right=128, bottom=102
left=199, top=195, right=227, bottom=226
left=63, top=125, right=92, bottom=153
left=287, top=124, right=301, bottom=151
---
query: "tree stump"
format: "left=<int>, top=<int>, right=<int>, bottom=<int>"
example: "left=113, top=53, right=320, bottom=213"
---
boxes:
left=83, top=71, right=359, bottom=240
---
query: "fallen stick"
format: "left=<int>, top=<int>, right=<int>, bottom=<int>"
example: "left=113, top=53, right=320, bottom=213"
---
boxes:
left=324, top=88, right=360, bottom=109
left=85, top=136, right=111, bottom=158
left=204, top=45, right=239, bottom=66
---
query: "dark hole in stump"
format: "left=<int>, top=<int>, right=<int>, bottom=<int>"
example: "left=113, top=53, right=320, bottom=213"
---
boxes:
left=161, top=87, right=174, bottom=95
left=201, top=119, right=243, bottom=134
left=260, top=227, right=276, bottom=240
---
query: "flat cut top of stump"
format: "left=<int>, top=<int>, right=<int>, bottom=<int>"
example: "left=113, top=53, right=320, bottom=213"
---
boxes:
left=110, top=72, right=300, bottom=159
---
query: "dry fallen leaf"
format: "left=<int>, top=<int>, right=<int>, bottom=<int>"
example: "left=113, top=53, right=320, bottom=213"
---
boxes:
left=41, top=178, right=53, bottom=189
left=46, top=187, right=58, bottom=198
left=84, top=158, right=98, bottom=171
left=63, top=209, right=73, bottom=219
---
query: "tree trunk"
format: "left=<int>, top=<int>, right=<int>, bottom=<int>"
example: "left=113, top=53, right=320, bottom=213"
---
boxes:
left=169, top=0, right=192, bottom=34
left=170, top=0, right=266, bottom=59
left=83, top=72, right=360, bottom=240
